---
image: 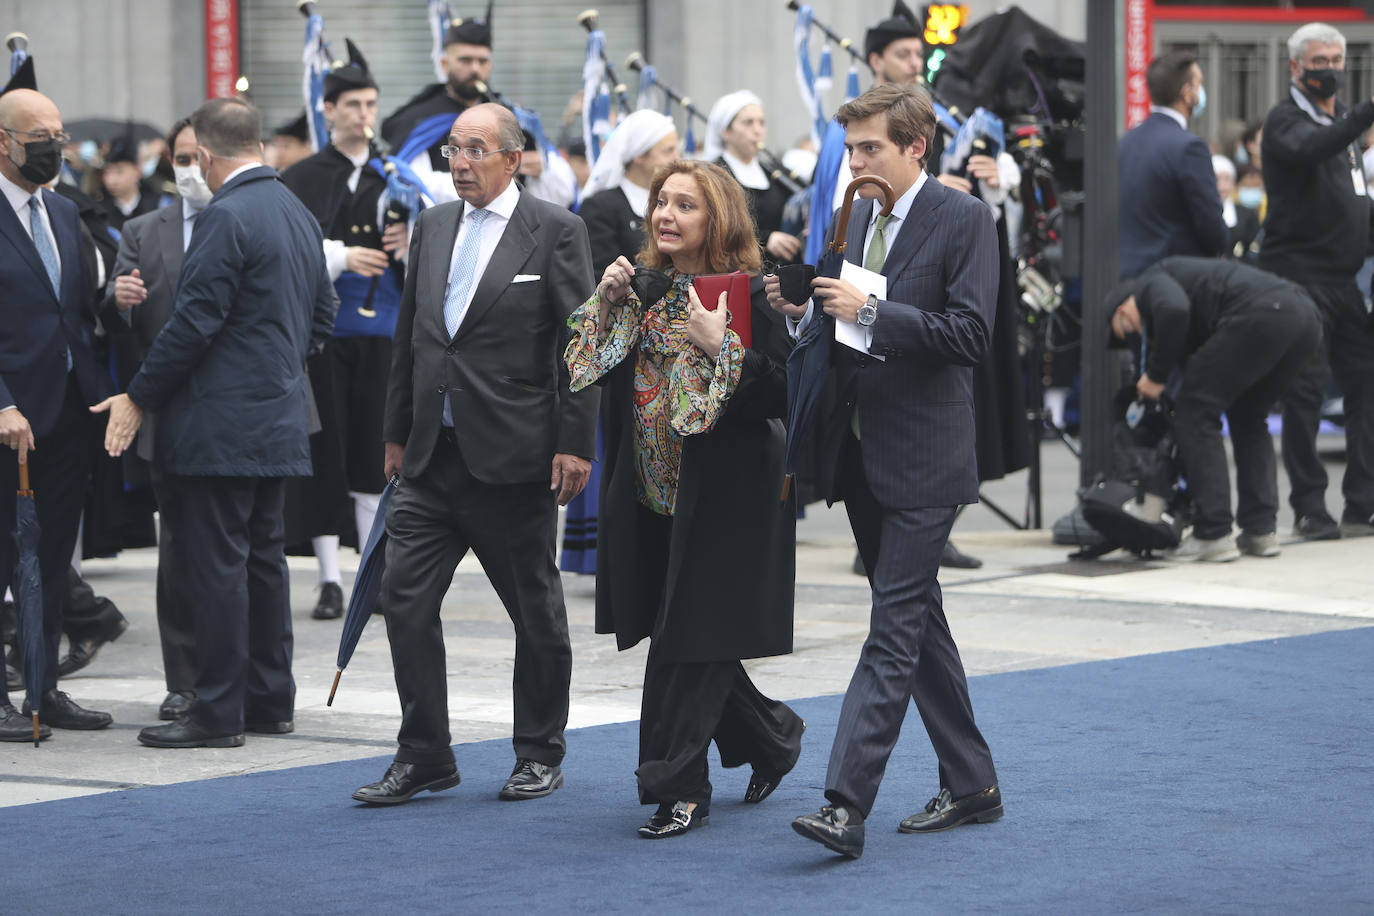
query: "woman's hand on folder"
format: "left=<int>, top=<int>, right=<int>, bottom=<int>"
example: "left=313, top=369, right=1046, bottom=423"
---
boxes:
left=685, top=285, right=727, bottom=358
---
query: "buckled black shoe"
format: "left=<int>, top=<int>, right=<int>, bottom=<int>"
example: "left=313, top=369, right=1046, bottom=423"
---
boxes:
left=352, top=760, right=461, bottom=805
left=1339, top=508, right=1374, bottom=539
left=57, top=617, right=130, bottom=677
left=637, top=801, right=709, bottom=838
left=792, top=804, right=865, bottom=859
left=158, top=690, right=197, bottom=721
left=898, top=785, right=1003, bottom=833
left=940, top=540, right=983, bottom=569
left=311, top=582, right=344, bottom=620
left=0, top=703, right=51, bottom=742
left=498, top=758, right=563, bottom=800
left=23, top=689, right=112, bottom=730
left=138, top=718, right=245, bottom=748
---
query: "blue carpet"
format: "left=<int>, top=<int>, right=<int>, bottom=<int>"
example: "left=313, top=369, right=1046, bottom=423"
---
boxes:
left=5, top=629, right=1372, bottom=914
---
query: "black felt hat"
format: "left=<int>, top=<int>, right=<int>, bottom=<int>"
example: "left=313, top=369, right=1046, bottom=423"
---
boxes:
left=104, top=137, right=139, bottom=166
left=274, top=112, right=310, bottom=142
left=864, top=1, right=922, bottom=60
left=323, top=38, right=377, bottom=103
left=1, top=56, right=36, bottom=96
left=445, top=2, right=493, bottom=48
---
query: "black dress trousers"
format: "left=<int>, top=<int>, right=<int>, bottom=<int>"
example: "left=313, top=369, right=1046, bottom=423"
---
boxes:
left=381, top=431, right=572, bottom=768
left=150, top=470, right=197, bottom=693
left=0, top=376, right=95, bottom=703
left=1279, top=281, right=1374, bottom=520
left=162, top=474, right=295, bottom=734
left=825, top=436, right=997, bottom=819
left=632, top=507, right=805, bottom=807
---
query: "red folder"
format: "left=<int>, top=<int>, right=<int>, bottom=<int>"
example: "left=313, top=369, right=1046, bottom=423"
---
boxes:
left=691, top=272, right=752, bottom=348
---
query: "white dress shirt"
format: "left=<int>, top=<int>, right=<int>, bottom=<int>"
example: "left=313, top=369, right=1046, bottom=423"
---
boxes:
left=618, top=176, right=650, bottom=218
left=444, top=179, right=521, bottom=334
left=182, top=198, right=202, bottom=251
left=1149, top=105, right=1189, bottom=130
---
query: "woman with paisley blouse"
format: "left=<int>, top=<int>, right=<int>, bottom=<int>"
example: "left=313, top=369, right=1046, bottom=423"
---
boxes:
left=566, top=160, right=803, bottom=840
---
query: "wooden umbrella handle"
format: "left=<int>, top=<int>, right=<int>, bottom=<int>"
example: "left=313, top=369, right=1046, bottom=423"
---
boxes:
left=327, top=669, right=342, bottom=707
left=829, top=175, right=897, bottom=256
left=18, top=462, right=29, bottom=493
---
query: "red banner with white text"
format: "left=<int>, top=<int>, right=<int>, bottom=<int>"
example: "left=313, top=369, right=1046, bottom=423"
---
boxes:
left=205, top=0, right=240, bottom=100
left=1125, top=0, right=1153, bottom=129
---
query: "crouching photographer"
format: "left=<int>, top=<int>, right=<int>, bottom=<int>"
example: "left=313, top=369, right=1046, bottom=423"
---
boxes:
left=1106, top=257, right=1320, bottom=561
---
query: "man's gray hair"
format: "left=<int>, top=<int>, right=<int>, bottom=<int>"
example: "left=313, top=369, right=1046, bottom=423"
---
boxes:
left=493, top=105, right=524, bottom=153
left=1288, top=22, right=1346, bottom=62
left=190, top=97, right=262, bottom=158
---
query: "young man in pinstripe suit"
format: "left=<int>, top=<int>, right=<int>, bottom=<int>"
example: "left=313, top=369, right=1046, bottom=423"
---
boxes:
left=769, top=83, right=1002, bottom=859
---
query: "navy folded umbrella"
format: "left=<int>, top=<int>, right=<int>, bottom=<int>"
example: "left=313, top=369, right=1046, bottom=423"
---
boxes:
left=13, top=462, right=44, bottom=746
left=781, top=175, right=895, bottom=500
left=328, top=475, right=399, bottom=706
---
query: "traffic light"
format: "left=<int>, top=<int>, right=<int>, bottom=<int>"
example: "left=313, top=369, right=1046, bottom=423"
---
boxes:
left=923, top=3, right=969, bottom=46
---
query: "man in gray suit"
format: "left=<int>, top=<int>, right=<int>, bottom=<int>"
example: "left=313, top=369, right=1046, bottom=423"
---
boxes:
left=771, top=84, right=1002, bottom=859
left=352, top=103, right=597, bottom=805
left=102, top=116, right=207, bottom=723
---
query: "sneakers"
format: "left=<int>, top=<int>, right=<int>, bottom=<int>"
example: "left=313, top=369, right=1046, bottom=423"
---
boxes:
left=1293, top=513, right=1341, bottom=541
left=1167, top=533, right=1240, bottom=562
left=1236, top=530, right=1280, bottom=558
left=1339, top=508, right=1374, bottom=539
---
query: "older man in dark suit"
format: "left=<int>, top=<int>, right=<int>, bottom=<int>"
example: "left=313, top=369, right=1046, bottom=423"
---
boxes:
left=95, top=97, right=336, bottom=748
left=1118, top=50, right=1229, bottom=280
left=352, top=103, right=598, bottom=805
left=0, top=87, right=114, bottom=739
left=100, top=116, right=209, bottom=723
left=771, top=83, right=1001, bottom=859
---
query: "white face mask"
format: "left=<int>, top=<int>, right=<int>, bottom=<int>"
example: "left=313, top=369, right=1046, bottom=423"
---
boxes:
left=173, top=164, right=213, bottom=209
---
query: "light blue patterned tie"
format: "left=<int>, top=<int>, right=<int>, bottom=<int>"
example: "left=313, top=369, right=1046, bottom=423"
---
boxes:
left=29, top=196, right=60, bottom=298
left=443, top=208, right=489, bottom=338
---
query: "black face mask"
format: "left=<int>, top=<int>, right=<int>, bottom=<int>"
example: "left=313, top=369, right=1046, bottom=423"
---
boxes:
left=1300, top=67, right=1344, bottom=100
left=8, top=136, right=63, bottom=185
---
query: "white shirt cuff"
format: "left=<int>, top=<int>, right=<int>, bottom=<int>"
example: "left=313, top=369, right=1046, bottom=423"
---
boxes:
left=324, top=239, right=348, bottom=282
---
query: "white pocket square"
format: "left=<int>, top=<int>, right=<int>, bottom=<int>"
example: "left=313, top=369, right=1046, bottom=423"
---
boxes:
left=511, top=274, right=541, bottom=283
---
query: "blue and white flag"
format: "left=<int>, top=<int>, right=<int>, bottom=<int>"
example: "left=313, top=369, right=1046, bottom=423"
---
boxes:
left=9, top=40, right=28, bottom=76
left=427, top=0, right=452, bottom=82
left=302, top=11, right=332, bottom=153
left=635, top=63, right=668, bottom=115
left=581, top=29, right=612, bottom=163
left=792, top=5, right=829, bottom=148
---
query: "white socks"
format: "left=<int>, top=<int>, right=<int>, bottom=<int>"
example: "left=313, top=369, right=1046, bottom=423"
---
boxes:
left=350, top=490, right=382, bottom=547
left=313, top=535, right=341, bottom=584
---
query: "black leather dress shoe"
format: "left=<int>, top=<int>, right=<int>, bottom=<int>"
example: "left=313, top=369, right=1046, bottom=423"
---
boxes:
left=940, top=540, right=983, bottom=569
left=0, top=703, right=51, bottom=742
left=1294, top=512, right=1341, bottom=541
left=312, top=582, right=344, bottom=620
left=57, top=617, right=130, bottom=677
left=792, top=804, right=865, bottom=859
left=353, top=761, right=461, bottom=805
left=23, top=689, right=112, bottom=730
left=745, top=720, right=805, bottom=803
left=638, top=801, right=709, bottom=839
left=158, top=690, right=197, bottom=721
left=498, top=758, right=563, bottom=800
left=245, top=720, right=294, bottom=734
left=898, top=785, right=1003, bottom=833
left=138, top=718, right=245, bottom=748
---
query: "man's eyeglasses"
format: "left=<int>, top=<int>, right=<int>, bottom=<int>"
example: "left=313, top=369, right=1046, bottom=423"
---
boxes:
left=3, top=127, right=72, bottom=145
left=440, top=145, right=513, bottom=162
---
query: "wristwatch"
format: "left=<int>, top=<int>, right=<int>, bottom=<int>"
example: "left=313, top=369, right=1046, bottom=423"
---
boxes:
left=856, top=294, right=879, bottom=327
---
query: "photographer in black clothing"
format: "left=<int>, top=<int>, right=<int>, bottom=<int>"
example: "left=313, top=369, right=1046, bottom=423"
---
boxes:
left=1259, top=22, right=1374, bottom=540
left=1107, top=257, right=1321, bottom=561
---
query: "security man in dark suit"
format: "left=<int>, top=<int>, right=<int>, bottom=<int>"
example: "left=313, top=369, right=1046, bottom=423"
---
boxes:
left=770, top=84, right=1001, bottom=859
left=100, top=116, right=209, bottom=723
left=352, top=103, right=597, bottom=806
left=1118, top=51, right=1229, bottom=280
left=0, top=87, right=114, bottom=739
left=95, top=97, right=336, bottom=748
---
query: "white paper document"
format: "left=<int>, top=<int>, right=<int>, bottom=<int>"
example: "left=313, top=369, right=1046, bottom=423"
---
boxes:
left=835, top=260, right=887, bottom=361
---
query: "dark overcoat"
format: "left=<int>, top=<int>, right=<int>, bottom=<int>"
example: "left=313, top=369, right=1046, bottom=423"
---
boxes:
left=594, top=280, right=797, bottom=664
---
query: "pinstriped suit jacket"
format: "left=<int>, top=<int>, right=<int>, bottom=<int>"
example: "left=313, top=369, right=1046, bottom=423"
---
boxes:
left=818, top=177, right=999, bottom=509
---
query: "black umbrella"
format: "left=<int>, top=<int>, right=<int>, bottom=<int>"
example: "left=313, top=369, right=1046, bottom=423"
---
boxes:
left=781, top=175, right=895, bottom=500
left=327, top=476, right=399, bottom=706
left=64, top=118, right=164, bottom=145
left=13, top=462, right=44, bottom=746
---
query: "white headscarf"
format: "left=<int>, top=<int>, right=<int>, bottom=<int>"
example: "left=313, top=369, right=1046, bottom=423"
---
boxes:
left=1211, top=154, right=1235, bottom=180
left=704, top=90, right=762, bottom=163
left=580, top=110, right=677, bottom=200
